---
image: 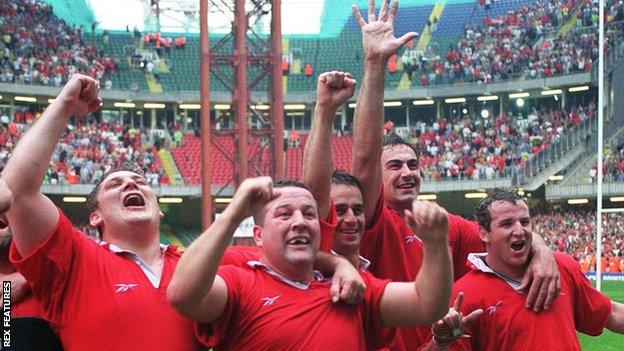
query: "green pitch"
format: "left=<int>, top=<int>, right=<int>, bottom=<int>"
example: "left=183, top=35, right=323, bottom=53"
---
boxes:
left=578, top=280, right=624, bottom=350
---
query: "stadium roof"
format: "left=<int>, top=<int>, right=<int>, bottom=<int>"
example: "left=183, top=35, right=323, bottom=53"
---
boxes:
left=45, top=0, right=476, bottom=37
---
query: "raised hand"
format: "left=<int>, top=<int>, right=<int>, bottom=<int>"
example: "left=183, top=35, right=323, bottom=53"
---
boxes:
left=229, top=176, right=274, bottom=220
left=316, top=71, right=357, bottom=111
left=352, top=0, right=418, bottom=62
left=404, top=199, right=449, bottom=244
left=55, top=74, right=102, bottom=117
left=431, top=292, right=484, bottom=346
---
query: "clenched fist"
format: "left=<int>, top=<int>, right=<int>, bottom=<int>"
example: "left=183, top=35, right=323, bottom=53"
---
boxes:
left=229, top=177, right=274, bottom=220
left=55, top=74, right=102, bottom=117
left=404, top=199, right=449, bottom=244
left=316, top=71, right=357, bottom=111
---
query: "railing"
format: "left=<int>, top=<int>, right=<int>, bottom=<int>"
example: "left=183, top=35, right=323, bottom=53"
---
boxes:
left=522, top=117, right=597, bottom=178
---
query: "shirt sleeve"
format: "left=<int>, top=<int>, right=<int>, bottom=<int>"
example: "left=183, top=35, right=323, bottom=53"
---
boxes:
left=360, top=272, right=396, bottom=350
left=221, top=246, right=261, bottom=267
left=195, top=265, right=249, bottom=348
left=9, top=208, right=91, bottom=324
left=319, top=201, right=337, bottom=253
left=447, top=214, right=485, bottom=281
left=557, top=253, right=612, bottom=336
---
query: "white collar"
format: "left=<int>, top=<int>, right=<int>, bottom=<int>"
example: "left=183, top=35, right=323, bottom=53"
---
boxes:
left=467, top=253, right=523, bottom=291
left=100, top=242, right=168, bottom=288
left=246, top=261, right=327, bottom=290
left=331, top=250, right=371, bottom=271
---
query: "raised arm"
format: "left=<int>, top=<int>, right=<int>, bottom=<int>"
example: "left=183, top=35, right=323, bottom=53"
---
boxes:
left=379, top=200, right=452, bottom=326
left=607, top=301, right=624, bottom=334
left=303, top=71, right=356, bottom=219
left=519, top=233, right=561, bottom=312
left=351, top=0, right=418, bottom=225
left=167, top=177, right=273, bottom=322
left=2, top=75, right=101, bottom=256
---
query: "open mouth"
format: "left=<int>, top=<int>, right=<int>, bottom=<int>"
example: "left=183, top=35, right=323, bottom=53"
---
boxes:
left=286, top=236, right=310, bottom=246
left=123, top=193, right=146, bottom=208
left=397, top=182, right=416, bottom=190
left=510, top=240, right=526, bottom=252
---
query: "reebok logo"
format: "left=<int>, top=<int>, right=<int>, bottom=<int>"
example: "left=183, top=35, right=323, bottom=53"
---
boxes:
left=261, top=295, right=281, bottom=307
left=114, top=283, right=138, bottom=293
left=486, top=300, right=503, bottom=315
left=403, top=234, right=421, bottom=244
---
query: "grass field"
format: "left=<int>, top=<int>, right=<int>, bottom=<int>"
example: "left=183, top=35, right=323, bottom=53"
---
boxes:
left=579, top=280, right=624, bottom=350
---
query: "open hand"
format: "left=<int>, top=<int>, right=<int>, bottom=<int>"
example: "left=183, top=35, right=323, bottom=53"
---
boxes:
left=352, top=0, right=419, bottom=62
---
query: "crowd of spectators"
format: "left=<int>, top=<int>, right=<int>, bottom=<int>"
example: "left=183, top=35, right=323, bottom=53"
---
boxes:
left=0, top=108, right=169, bottom=186
left=402, top=0, right=623, bottom=85
left=593, top=137, right=624, bottom=182
left=404, top=102, right=595, bottom=182
left=0, top=0, right=118, bottom=87
left=532, top=206, right=624, bottom=272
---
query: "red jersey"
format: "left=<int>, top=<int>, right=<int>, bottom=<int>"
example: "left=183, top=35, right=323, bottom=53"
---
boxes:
left=9, top=210, right=201, bottom=351
left=450, top=252, right=612, bottom=351
left=359, top=192, right=484, bottom=351
left=12, top=289, right=46, bottom=319
left=196, top=262, right=391, bottom=350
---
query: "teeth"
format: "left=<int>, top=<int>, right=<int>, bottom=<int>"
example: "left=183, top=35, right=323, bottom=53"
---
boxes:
left=288, top=238, right=309, bottom=245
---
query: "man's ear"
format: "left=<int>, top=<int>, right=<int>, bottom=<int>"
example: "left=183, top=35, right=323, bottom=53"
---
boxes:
left=478, top=226, right=490, bottom=244
left=253, top=225, right=262, bottom=246
left=89, top=211, right=103, bottom=229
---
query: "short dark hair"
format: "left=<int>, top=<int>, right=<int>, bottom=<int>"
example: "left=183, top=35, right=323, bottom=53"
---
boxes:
left=475, top=188, right=527, bottom=230
left=331, top=170, right=364, bottom=194
left=382, top=131, right=416, bottom=153
left=86, top=162, right=147, bottom=214
left=253, top=179, right=312, bottom=225
left=273, top=179, right=309, bottom=190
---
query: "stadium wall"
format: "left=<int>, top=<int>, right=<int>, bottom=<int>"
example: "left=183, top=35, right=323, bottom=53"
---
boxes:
left=586, top=273, right=624, bottom=281
left=0, top=73, right=593, bottom=104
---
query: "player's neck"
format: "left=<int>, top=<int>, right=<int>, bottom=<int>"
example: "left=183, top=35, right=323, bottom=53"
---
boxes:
left=259, top=256, right=314, bottom=285
left=103, top=227, right=163, bottom=266
left=484, top=255, right=526, bottom=282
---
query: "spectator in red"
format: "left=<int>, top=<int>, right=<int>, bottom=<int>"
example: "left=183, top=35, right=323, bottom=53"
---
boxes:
left=305, top=63, right=313, bottom=77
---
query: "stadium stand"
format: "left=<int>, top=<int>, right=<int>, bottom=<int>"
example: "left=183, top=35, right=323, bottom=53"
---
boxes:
left=533, top=206, right=624, bottom=272
left=6, top=0, right=617, bottom=92
left=0, top=0, right=117, bottom=86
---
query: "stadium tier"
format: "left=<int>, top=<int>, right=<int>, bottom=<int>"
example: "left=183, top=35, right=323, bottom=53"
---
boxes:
left=2, top=0, right=619, bottom=92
